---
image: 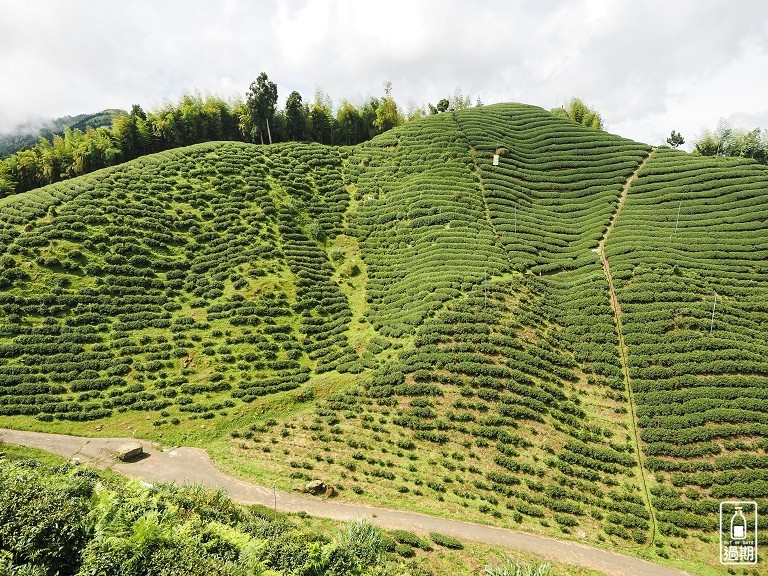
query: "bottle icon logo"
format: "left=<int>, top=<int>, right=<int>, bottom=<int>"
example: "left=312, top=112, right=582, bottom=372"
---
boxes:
left=720, top=501, right=757, bottom=565
left=730, top=506, right=747, bottom=540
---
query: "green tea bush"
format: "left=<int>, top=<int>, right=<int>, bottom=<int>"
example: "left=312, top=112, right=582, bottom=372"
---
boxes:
left=389, top=529, right=431, bottom=550
left=429, top=532, right=464, bottom=549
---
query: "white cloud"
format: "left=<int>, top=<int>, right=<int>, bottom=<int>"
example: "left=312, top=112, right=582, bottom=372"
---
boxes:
left=1, top=0, right=767, bottom=149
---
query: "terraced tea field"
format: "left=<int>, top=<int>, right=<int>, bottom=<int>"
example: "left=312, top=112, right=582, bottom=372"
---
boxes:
left=0, top=103, right=765, bottom=575
left=607, top=148, right=768, bottom=539
left=0, top=141, right=360, bottom=424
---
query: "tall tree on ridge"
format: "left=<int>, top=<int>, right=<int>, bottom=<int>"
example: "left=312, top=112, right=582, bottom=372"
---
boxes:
left=246, top=72, right=278, bottom=144
left=428, top=98, right=450, bottom=115
left=374, top=81, right=403, bottom=133
left=309, top=88, right=334, bottom=144
left=113, top=104, right=151, bottom=159
left=337, top=101, right=365, bottom=145
left=666, top=130, right=685, bottom=148
left=285, top=91, right=308, bottom=141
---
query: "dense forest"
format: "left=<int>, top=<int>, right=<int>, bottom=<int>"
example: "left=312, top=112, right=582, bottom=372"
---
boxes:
left=2, top=69, right=766, bottom=200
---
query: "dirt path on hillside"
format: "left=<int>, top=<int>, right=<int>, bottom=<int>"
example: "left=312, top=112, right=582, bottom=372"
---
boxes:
left=0, top=428, right=693, bottom=576
left=596, top=150, right=657, bottom=544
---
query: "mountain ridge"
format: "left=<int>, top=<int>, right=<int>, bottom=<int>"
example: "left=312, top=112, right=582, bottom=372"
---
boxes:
left=0, top=109, right=125, bottom=157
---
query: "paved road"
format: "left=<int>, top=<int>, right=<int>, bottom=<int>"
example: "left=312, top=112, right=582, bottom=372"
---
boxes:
left=0, top=428, right=695, bottom=576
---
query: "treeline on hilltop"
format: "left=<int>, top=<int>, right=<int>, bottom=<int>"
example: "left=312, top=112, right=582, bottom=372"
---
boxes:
left=0, top=74, right=479, bottom=197
left=693, top=119, right=768, bottom=163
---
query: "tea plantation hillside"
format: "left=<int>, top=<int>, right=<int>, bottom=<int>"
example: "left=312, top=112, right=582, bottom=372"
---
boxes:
left=0, top=103, right=765, bottom=574
left=0, top=140, right=362, bottom=421
left=607, top=148, right=768, bottom=535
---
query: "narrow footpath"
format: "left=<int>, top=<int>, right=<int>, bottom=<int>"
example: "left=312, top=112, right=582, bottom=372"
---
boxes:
left=0, top=427, right=692, bottom=576
left=596, top=150, right=657, bottom=544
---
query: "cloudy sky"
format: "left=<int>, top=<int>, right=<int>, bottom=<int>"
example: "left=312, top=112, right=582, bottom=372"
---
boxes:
left=1, top=0, right=767, bottom=149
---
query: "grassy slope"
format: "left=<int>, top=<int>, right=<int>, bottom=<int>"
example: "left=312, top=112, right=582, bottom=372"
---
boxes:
left=0, top=104, right=765, bottom=575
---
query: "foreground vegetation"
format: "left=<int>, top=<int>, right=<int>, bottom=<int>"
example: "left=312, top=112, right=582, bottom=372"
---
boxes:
left=0, top=444, right=604, bottom=576
left=0, top=103, right=766, bottom=574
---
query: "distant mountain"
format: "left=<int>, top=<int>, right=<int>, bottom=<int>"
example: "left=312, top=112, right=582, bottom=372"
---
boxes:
left=0, top=109, right=125, bottom=157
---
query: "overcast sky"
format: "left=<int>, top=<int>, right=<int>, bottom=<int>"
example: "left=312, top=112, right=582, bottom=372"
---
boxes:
left=1, top=0, right=767, bottom=150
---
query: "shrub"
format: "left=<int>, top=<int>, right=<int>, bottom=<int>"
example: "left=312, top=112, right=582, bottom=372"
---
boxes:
left=394, top=543, right=414, bottom=558
left=338, top=519, right=385, bottom=566
left=554, top=513, right=578, bottom=527
left=389, top=530, right=431, bottom=550
left=483, top=557, right=552, bottom=576
left=429, top=532, right=464, bottom=549
left=0, top=468, right=89, bottom=575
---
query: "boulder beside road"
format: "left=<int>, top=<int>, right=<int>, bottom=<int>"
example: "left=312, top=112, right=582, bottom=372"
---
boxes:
left=115, top=443, right=143, bottom=461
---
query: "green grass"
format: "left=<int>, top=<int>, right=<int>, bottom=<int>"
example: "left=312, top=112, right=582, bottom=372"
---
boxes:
left=0, top=440, right=76, bottom=466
